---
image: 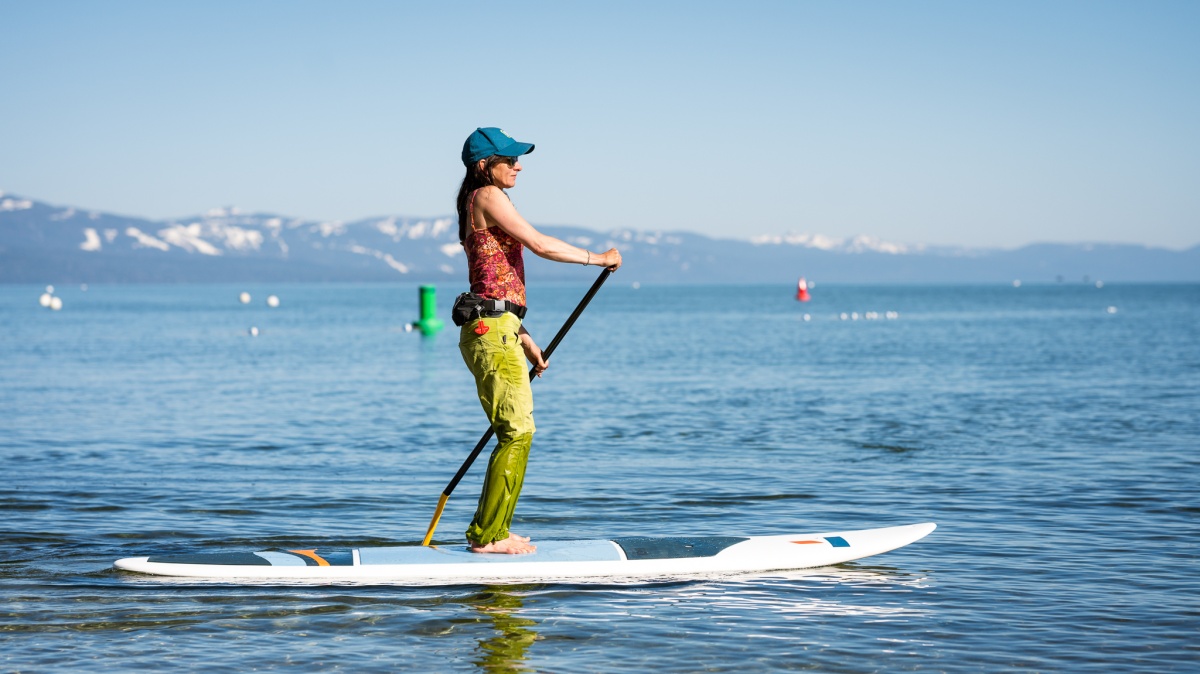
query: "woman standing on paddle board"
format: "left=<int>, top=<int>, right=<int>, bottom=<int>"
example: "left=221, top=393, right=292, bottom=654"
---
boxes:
left=455, top=127, right=621, bottom=554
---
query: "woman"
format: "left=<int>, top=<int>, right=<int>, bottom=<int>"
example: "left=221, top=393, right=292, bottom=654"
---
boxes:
left=455, top=127, right=621, bottom=554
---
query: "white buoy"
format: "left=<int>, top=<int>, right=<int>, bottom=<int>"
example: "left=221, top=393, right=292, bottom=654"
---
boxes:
left=1096, top=281, right=1104, bottom=289
left=249, top=326, right=259, bottom=336
left=50, top=297, right=63, bottom=311
left=851, top=312, right=860, bottom=321
left=46, top=285, right=55, bottom=294
left=266, top=295, right=280, bottom=308
left=239, top=292, right=251, bottom=304
left=1106, top=306, right=1117, bottom=314
left=840, top=313, right=849, bottom=321
left=39, top=293, right=53, bottom=307
left=802, top=313, right=811, bottom=321
left=1013, top=280, right=1021, bottom=288
left=631, top=282, right=641, bottom=290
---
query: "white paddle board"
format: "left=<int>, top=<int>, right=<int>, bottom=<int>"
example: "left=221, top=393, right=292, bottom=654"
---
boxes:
left=113, top=522, right=935, bottom=584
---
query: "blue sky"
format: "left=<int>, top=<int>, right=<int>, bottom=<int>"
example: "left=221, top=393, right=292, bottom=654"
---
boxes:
left=2, top=1, right=1197, bottom=248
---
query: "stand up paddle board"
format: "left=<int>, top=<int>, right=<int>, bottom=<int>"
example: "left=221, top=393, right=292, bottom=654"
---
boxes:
left=113, top=523, right=935, bottom=584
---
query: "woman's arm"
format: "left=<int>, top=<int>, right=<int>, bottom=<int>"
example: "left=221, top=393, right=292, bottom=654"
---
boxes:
left=517, top=325, right=548, bottom=377
left=475, top=186, right=622, bottom=270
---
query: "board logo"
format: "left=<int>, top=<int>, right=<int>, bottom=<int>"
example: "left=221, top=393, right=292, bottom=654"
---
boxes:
left=790, top=536, right=851, bottom=547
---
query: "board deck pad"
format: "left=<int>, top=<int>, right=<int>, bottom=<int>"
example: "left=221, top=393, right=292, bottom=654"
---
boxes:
left=115, top=523, right=936, bottom=584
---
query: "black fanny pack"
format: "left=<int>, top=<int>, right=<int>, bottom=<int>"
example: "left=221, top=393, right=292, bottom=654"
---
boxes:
left=451, top=292, right=527, bottom=327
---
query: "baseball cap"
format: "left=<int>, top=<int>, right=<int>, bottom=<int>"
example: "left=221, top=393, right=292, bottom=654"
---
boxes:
left=462, top=127, right=535, bottom=166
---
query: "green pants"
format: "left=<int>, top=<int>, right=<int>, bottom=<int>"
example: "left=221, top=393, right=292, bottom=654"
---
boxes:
left=459, top=312, right=536, bottom=546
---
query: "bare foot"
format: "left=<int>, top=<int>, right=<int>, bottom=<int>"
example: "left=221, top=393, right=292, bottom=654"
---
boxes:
left=469, top=536, right=536, bottom=554
left=507, top=532, right=531, bottom=543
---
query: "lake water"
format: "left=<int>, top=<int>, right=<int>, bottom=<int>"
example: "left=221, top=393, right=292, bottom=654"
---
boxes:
left=2, top=280, right=1198, bottom=672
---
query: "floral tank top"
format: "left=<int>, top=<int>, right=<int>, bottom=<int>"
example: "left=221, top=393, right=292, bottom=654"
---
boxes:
left=463, top=188, right=526, bottom=306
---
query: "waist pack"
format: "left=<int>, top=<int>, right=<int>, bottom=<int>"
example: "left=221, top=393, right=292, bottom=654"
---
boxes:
left=451, top=292, right=527, bottom=327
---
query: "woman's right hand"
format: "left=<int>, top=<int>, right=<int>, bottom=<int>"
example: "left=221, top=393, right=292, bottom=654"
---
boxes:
left=599, top=248, right=622, bottom=271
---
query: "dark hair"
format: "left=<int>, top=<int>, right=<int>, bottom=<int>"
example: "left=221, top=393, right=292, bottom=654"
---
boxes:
left=456, top=155, right=511, bottom=243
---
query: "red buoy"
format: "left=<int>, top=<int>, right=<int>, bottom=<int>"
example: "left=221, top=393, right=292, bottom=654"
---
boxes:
left=796, top=277, right=811, bottom=302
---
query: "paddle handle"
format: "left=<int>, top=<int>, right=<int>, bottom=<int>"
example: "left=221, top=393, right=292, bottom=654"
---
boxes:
left=421, top=268, right=613, bottom=546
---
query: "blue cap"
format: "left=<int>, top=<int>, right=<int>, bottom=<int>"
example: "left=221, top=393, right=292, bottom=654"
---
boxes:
left=462, top=127, right=535, bottom=166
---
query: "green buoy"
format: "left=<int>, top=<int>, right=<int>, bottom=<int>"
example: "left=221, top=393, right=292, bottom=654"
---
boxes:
left=412, top=284, right=444, bottom=336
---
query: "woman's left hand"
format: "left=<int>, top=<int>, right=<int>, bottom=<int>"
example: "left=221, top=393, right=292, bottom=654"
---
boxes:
left=520, top=332, right=548, bottom=377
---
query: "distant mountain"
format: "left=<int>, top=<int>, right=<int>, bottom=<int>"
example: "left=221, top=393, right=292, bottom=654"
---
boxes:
left=2, top=192, right=1197, bottom=284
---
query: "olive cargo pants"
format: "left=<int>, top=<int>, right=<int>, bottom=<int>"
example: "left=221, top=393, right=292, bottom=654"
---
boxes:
left=459, top=312, right=536, bottom=546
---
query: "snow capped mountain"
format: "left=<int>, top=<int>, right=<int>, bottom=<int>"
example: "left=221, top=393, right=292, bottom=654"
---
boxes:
left=1, top=196, right=34, bottom=212
left=1, top=192, right=1196, bottom=283
left=750, top=232, right=922, bottom=254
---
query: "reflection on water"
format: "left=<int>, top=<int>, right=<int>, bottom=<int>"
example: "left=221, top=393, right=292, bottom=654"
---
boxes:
left=466, top=587, right=539, bottom=673
left=417, top=328, right=447, bottom=387
left=676, top=567, right=934, bottom=618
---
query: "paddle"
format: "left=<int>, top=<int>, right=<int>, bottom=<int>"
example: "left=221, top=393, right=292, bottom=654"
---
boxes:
left=422, top=267, right=614, bottom=546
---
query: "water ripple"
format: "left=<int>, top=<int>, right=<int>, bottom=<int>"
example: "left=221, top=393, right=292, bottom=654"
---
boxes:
left=2, top=283, right=1198, bottom=672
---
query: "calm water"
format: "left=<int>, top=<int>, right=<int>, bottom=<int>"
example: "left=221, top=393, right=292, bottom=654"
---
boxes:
left=2, top=280, right=1197, bottom=672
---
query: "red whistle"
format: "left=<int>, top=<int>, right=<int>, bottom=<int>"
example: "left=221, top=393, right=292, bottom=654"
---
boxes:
left=474, top=321, right=489, bottom=335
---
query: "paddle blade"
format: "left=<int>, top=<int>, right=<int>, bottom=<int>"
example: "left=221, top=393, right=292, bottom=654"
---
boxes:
left=422, top=493, right=450, bottom=546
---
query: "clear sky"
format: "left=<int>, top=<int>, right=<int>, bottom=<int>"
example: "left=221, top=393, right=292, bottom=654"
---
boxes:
left=2, top=1, right=1197, bottom=249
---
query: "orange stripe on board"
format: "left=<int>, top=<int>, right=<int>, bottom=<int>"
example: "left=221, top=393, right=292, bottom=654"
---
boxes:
left=288, top=549, right=330, bottom=566
left=790, top=540, right=824, bottom=545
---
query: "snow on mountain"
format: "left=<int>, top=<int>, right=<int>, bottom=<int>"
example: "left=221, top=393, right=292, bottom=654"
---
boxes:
left=374, top=216, right=454, bottom=241
left=79, top=228, right=102, bottom=251
left=750, top=231, right=919, bottom=254
left=124, top=226, right=171, bottom=251
left=1, top=197, right=33, bottom=212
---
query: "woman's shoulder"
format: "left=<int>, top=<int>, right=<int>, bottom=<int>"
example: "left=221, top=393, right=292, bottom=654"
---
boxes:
left=473, top=185, right=515, bottom=217
left=473, top=185, right=506, bottom=202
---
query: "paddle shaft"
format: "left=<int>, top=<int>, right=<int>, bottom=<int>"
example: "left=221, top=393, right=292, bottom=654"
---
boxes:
left=422, top=268, right=613, bottom=545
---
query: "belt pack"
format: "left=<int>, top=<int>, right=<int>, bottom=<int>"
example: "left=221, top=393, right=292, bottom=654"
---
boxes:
left=451, top=292, right=527, bottom=327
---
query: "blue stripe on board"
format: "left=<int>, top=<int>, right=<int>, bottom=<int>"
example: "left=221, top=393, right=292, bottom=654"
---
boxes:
left=825, top=536, right=850, bottom=548
left=613, top=537, right=748, bottom=560
left=146, top=552, right=272, bottom=566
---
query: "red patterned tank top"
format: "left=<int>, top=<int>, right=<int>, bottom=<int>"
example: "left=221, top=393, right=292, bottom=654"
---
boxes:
left=463, top=189, right=526, bottom=306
